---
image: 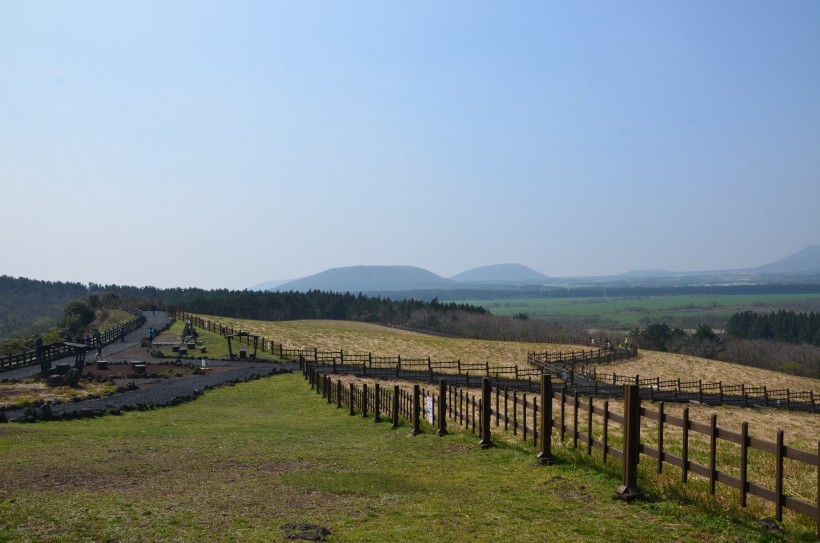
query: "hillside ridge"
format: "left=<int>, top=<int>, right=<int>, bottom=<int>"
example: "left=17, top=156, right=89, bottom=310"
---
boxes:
left=258, top=246, right=820, bottom=292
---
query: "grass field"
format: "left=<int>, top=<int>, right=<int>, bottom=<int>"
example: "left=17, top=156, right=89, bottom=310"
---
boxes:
left=5, top=315, right=816, bottom=541
left=2, top=372, right=816, bottom=543
left=193, top=315, right=819, bottom=397
left=188, top=316, right=820, bottom=510
left=455, top=293, right=820, bottom=331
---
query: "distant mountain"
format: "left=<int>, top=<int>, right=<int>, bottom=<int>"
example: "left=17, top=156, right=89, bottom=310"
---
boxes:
left=449, top=263, right=549, bottom=285
left=273, top=265, right=459, bottom=292
left=750, top=245, right=820, bottom=275
left=254, top=246, right=820, bottom=293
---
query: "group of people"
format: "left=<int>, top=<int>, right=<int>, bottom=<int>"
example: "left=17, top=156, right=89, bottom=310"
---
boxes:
left=66, top=328, right=107, bottom=362
left=587, top=337, right=632, bottom=351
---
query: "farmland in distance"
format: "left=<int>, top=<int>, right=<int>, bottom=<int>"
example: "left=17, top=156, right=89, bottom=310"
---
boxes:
left=455, top=293, right=820, bottom=332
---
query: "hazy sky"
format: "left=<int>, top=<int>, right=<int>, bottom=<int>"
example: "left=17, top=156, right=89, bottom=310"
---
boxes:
left=2, top=1, right=819, bottom=290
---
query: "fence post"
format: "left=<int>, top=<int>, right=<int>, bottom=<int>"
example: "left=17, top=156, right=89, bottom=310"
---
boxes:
left=411, top=384, right=421, bottom=436
left=437, top=379, right=448, bottom=437
left=374, top=383, right=382, bottom=422
left=740, top=421, right=749, bottom=508
left=362, top=383, right=369, bottom=419
left=349, top=383, right=355, bottom=416
left=681, top=407, right=689, bottom=483
left=617, top=384, right=643, bottom=500
left=775, top=430, right=784, bottom=522
left=478, top=378, right=493, bottom=448
left=495, top=385, right=500, bottom=427
left=391, top=385, right=400, bottom=429
left=537, top=374, right=556, bottom=464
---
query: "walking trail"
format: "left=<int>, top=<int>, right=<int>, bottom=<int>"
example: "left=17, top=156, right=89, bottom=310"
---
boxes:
left=1, top=310, right=298, bottom=421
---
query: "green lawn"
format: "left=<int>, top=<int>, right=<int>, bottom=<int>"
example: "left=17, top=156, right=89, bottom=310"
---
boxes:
left=0, top=373, right=809, bottom=543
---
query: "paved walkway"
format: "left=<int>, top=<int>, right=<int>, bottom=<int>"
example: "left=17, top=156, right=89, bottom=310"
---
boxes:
left=1, top=310, right=172, bottom=381
left=1, top=311, right=299, bottom=421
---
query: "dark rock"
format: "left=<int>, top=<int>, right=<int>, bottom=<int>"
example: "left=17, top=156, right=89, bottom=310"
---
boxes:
left=62, top=368, right=81, bottom=387
left=282, top=524, right=331, bottom=542
left=759, top=517, right=780, bottom=531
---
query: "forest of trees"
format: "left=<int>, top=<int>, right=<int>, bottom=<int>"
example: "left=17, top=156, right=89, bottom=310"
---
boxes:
left=631, top=316, right=819, bottom=378
left=1, top=277, right=585, bottom=354
left=726, top=309, right=820, bottom=346
left=0, top=276, right=89, bottom=342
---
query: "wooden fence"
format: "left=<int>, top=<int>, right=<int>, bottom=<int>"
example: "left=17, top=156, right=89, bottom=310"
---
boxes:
left=0, top=304, right=146, bottom=373
left=305, top=364, right=820, bottom=535
left=528, top=346, right=638, bottom=366
left=579, top=369, right=818, bottom=414
left=386, top=323, right=608, bottom=346
left=174, top=309, right=819, bottom=413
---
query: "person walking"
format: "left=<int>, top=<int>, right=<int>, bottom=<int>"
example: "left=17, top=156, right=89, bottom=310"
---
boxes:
left=94, top=342, right=103, bottom=362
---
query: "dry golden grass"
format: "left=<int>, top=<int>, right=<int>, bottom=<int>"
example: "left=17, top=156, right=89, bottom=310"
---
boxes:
left=197, top=316, right=570, bottom=366
left=0, top=380, right=118, bottom=409
left=198, top=315, right=819, bottom=447
left=606, top=350, right=819, bottom=393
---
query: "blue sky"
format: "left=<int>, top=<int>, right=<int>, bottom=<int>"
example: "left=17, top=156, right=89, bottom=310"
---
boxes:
left=2, top=1, right=819, bottom=289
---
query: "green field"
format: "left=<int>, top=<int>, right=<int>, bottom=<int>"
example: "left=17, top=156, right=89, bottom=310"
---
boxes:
left=2, top=373, right=814, bottom=543
left=458, top=293, right=820, bottom=331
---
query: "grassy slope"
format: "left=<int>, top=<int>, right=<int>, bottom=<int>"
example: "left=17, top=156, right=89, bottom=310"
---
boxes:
left=193, top=316, right=819, bottom=524
left=190, top=316, right=819, bottom=444
left=0, top=373, right=807, bottom=543
left=198, top=315, right=818, bottom=392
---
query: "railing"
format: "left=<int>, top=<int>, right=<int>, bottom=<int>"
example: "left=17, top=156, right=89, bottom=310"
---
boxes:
left=306, top=366, right=820, bottom=535
left=580, top=369, right=818, bottom=414
left=0, top=306, right=147, bottom=373
left=527, top=346, right=637, bottom=366
left=386, top=323, right=604, bottom=346
left=174, top=309, right=818, bottom=413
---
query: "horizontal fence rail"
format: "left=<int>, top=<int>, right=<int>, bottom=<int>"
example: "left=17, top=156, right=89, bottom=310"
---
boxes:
left=172, top=310, right=818, bottom=413
left=305, top=364, right=820, bottom=535
left=0, top=306, right=147, bottom=373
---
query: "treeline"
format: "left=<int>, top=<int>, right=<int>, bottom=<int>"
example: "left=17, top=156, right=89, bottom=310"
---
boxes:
left=145, top=288, right=488, bottom=323
left=0, top=276, right=490, bottom=335
left=726, top=310, right=820, bottom=346
left=1, top=275, right=587, bottom=353
left=0, top=276, right=89, bottom=342
left=104, top=286, right=586, bottom=339
left=631, top=320, right=820, bottom=378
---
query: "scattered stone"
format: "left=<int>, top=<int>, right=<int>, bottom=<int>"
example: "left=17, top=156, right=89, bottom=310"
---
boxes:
left=759, top=517, right=780, bottom=531
left=62, top=368, right=81, bottom=387
left=282, top=524, right=331, bottom=542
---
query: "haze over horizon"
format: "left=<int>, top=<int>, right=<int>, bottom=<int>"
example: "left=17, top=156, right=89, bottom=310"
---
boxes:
left=3, top=2, right=819, bottom=290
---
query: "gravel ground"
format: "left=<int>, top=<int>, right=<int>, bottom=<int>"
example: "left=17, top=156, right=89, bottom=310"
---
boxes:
left=2, top=362, right=299, bottom=422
